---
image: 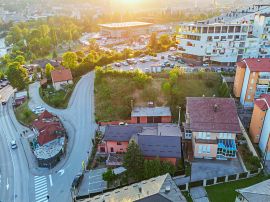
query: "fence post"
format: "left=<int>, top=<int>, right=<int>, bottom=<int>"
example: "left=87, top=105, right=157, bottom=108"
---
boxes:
left=214, top=177, right=217, bottom=184
left=185, top=183, right=189, bottom=191
left=247, top=171, right=251, bottom=178
left=236, top=173, right=239, bottom=180
left=225, top=175, right=228, bottom=182
left=203, top=179, right=207, bottom=186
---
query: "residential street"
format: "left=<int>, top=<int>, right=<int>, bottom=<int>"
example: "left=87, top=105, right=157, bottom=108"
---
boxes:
left=0, top=71, right=96, bottom=202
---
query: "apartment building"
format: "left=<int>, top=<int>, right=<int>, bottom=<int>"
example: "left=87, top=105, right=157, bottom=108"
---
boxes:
left=176, top=5, right=270, bottom=65
left=249, top=94, right=270, bottom=160
left=233, top=58, right=270, bottom=107
left=184, top=97, right=241, bottom=160
left=253, top=13, right=270, bottom=58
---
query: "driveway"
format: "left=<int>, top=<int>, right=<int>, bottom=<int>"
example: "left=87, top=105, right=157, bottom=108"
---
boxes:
left=191, top=158, right=244, bottom=181
left=78, top=168, right=107, bottom=196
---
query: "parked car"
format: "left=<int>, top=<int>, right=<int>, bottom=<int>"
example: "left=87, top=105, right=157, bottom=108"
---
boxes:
left=188, top=63, right=195, bottom=67
left=71, top=173, right=84, bottom=189
left=114, top=63, right=121, bottom=67
left=11, top=140, right=17, bottom=149
left=178, top=59, right=185, bottom=64
left=1, top=100, right=7, bottom=105
left=202, top=63, right=209, bottom=67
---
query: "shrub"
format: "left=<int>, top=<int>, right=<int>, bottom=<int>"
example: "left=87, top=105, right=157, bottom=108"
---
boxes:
left=205, top=80, right=214, bottom=88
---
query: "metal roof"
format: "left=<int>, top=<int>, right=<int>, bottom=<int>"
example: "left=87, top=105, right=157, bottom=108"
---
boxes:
left=131, top=107, right=171, bottom=117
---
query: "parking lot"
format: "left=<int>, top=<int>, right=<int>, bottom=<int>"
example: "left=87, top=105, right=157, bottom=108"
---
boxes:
left=190, top=158, right=244, bottom=181
left=109, top=51, right=236, bottom=73
left=78, top=168, right=107, bottom=196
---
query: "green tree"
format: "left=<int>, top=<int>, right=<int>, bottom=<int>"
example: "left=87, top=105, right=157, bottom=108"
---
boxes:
left=123, top=141, right=144, bottom=180
left=45, top=63, right=55, bottom=80
left=14, top=55, right=26, bottom=65
left=0, top=71, right=5, bottom=79
left=6, top=62, right=29, bottom=90
left=159, top=34, right=171, bottom=46
left=62, top=51, right=78, bottom=69
left=102, top=168, right=116, bottom=185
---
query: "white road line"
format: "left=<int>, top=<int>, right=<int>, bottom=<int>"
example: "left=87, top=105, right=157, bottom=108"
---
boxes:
left=49, top=175, right=53, bottom=187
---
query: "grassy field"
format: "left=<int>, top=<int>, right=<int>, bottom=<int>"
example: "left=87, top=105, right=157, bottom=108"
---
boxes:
left=39, top=77, right=80, bottom=109
left=95, top=71, right=223, bottom=122
left=206, top=174, right=269, bottom=202
left=14, top=101, right=37, bottom=126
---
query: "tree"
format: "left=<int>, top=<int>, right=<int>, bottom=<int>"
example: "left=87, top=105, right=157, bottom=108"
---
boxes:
left=159, top=34, right=172, bottom=46
left=52, top=49, right=57, bottom=59
left=14, top=55, right=26, bottom=65
left=123, top=141, right=144, bottom=180
left=149, top=32, right=158, bottom=50
left=102, top=168, right=116, bottom=185
left=62, top=51, right=78, bottom=69
left=0, top=71, right=4, bottom=79
left=6, top=62, right=29, bottom=90
left=45, top=63, right=55, bottom=80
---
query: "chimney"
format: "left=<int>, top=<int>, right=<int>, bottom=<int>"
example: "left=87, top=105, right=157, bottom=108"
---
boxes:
left=165, top=186, right=171, bottom=193
left=213, top=104, right=218, bottom=112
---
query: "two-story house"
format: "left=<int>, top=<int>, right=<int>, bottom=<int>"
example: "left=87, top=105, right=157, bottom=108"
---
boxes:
left=184, top=97, right=242, bottom=160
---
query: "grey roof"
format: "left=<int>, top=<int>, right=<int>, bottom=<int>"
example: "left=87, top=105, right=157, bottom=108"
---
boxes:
left=137, top=135, right=181, bottom=158
left=103, top=124, right=181, bottom=142
left=103, top=125, right=143, bottom=141
left=236, top=179, right=270, bottom=202
left=77, top=174, right=187, bottom=202
left=131, top=107, right=171, bottom=117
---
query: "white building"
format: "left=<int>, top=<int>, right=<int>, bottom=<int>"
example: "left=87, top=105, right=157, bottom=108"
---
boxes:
left=51, top=68, right=73, bottom=91
left=177, top=5, right=270, bottom=65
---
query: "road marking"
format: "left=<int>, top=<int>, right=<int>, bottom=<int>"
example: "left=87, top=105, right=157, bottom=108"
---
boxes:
left=6, top=178, right=9, bottom=190
left=49, top=175, right=53, bottom=187
left=34, top=176, right=48, bottom=202
left=57, top=169, right=65, bottom=176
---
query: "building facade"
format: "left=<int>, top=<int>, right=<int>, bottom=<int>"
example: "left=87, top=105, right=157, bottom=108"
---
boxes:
left=233, top=58, right=270, bottom=107
left=249, top=94, right=270, bottom=160
left=176, top=5, right=270, bottom=65
left=184, top=97, right=241, bottom=160
left=51, top=68, right=73, bottom=91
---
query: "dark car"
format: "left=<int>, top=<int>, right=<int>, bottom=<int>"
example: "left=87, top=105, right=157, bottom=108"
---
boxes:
left=1, top=101, right=7, bottom=105
left=71, top=173, right=84, bottom=189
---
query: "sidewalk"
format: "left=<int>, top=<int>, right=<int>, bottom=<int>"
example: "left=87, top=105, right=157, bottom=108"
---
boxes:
left=190, top=187, right=210, bottom=202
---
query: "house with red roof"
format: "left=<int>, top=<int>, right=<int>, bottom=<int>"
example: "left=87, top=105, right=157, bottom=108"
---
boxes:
left=184, top=97, right=241, bottom=160
left=32, top=110, right=66, bottom=145
left=234, top=58, right=270, bottom=107
left=51, top=68, right=73, bottom=91
left=249, top=94, right=270, bottom=160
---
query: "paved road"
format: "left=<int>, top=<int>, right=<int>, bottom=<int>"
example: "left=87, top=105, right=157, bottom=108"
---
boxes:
left=27, top=71, right=97, bottom=201
left=0, top=85, right=30, bottom=202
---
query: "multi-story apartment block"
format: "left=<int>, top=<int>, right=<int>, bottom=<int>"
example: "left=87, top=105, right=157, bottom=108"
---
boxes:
left=249, top=94, right=270, bottom=160
left=177, top=5, right=270, bottom=65
left=253, top=13, right=270, bottom=58
left=184, top=97, right=241, bottom=160
left=177, top=22, right=250, bottom=65
left=234, top=58, right=270, bottom=107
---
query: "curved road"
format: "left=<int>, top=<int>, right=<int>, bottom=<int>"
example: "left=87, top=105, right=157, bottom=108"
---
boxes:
left=0, top=71, right=96, bottom=202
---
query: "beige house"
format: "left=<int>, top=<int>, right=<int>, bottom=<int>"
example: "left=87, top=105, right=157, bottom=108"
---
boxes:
left=51, top=68, right=73, bottom=91
left=184, top=97, right=242, bottom=160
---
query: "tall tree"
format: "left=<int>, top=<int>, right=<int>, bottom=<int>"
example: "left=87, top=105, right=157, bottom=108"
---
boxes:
left=123, top=141, right=144, bottom=180
left=45, top=63, right=55, bottom=80
left=62, top=51, right=78, bottom=70
left=6, top=62, right=29, bottom=90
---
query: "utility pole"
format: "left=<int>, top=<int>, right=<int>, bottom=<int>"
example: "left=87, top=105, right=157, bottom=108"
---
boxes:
left=178, top=106, right=181, bottom=127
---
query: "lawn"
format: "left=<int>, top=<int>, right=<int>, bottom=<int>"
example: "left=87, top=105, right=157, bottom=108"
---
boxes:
left=95, top=70, right=225, bottom=122
left=14, top=100, right=38, bottom=126
left=39, top=77, right=80, bottom=109
left=206, top=174, right=269, bottom=202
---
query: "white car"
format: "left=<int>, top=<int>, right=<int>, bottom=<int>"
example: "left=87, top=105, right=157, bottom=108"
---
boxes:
left=203, top=63, right=209, bottom=67
left=11, top=140, right=17, bottom=149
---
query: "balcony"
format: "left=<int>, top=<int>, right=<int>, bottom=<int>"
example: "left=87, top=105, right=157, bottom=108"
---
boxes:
left=258, top=78, right=270, bottom=85
left=195, top=138, right=217, bottom=144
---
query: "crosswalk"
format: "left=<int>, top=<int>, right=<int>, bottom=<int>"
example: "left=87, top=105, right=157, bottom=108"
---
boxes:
left=34, top=176, right=48, bottom=202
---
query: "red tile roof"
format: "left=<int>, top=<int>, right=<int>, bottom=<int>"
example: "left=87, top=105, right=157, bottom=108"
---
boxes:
left=39, top=110, right=54, bottom=120
left=186, top=97, right=241, bottom=133
left=254, top=94, right=270, bottom=111
left=237, top=58, right=270, bottom=72
left=51, top=68, right=73, bottom=83
left=38, top=124, right=64, bottom=145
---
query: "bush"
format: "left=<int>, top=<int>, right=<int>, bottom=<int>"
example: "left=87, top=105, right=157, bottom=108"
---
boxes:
left=205, top=80, right=214, bottom=88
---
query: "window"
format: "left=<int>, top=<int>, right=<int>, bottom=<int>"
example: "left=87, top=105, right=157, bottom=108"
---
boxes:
left=219, top=133, right=223, bottom=139
left=221, top=36, right=226, bottom=41
left=198, top=145, right=203, bottom=154
left=223, top=133, right=227, bottom=139
left=248, top=95, right=251, bottom=100
left=207, top=145, right=211, bottom=154
left=228, top=35, right=233, bottom=39
left=228, top=133, right=232, bottom=139
left=198, top=132, right=202, bottom=138
left=251, top=79, right=254, bottom=84
left=206, top=132, right=211, bottom=139
left=214, top=36, right=219, bottom=39
left=202, top=145, right=207, bottom=153
left=117, top=142, right=122, bottom=145
left=202, top=132, right=206, bottom=139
